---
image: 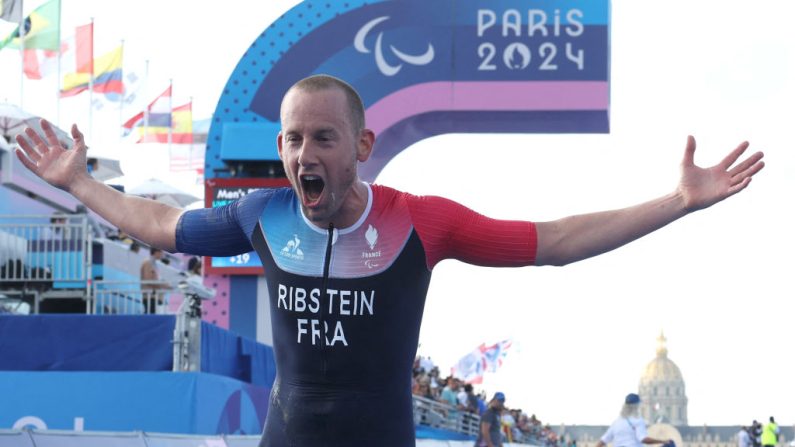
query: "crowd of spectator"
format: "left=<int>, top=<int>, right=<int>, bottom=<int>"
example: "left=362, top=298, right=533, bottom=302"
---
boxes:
left=412, top=355, right=570, bottom=446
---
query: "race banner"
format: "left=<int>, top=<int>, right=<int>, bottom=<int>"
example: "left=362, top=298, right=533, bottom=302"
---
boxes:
left=207, top=0, right=610, bottom=181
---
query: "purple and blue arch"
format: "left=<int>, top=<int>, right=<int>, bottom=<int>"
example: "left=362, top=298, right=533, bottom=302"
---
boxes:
left=206, top=0, right=610, bottom=182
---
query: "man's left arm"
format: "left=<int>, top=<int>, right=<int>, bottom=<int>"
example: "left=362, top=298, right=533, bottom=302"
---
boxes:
left=534, top=136, right=764, bottom=266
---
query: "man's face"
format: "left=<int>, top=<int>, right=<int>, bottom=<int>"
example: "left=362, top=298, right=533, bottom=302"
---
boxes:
left=278, top=87, right=372, bottom=227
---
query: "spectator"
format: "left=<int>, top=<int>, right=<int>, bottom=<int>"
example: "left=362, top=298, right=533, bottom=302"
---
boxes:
left=501, top=408, right=517, bottom=443
left=751, top=420, right=763, bottom=447
left=412, top=375, right=434, bottom=401
left=738, top=426, right=752, bottom=447
left=140, top=247, right=166, bottom=314
left=419, top=356, right=435, bottom=373
left=594, top=393, right=671, bottom=447
left=441, top=377, right=464, bottom=427
left=428, top=367, right=442, bottom=399
left=186, top=256, right=202, bottom=276
left=477, top=391, right=488, bottom=415
left=462, top=384, right=479, bottom=413
left=476, top=392, right=506, bottom=447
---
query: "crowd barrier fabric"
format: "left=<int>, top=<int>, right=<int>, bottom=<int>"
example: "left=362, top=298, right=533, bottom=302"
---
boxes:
left=0, top=372, right=269, bottom=435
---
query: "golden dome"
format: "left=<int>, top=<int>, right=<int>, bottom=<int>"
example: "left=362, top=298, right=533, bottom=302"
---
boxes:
left=641, top=332, right=684, bottom=382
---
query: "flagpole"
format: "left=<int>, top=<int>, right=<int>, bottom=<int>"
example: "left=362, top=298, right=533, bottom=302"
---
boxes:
left=143, top=60, right=149, bottom=141
left=56, top=4, right=63, bottom=127
left=167, top=77, right=173, bottom=150
left=19, top=6, right=25, bottom=109
left=119, top=39, right=124, bottom=142
left=187, top=96, right=193, bottom=174
left=87, top=17, right=94, bottom=143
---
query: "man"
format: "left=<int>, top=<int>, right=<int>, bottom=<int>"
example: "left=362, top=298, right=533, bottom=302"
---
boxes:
left=477, top=392, right=506, bottom=447
left=140, top=247, right=166, bottom=314
left=461, top=383, right=479, bottom=414
left=762, top=417, right=779, bottom=447
left=15, top=74, right=764, bottom=446
left=752, top=420, right=763, bottom=447
left=739, top=426, right=752, bottom=447
left=594, top=393, right=672, bottom=447
left=441, top=377, right=464, bottom=429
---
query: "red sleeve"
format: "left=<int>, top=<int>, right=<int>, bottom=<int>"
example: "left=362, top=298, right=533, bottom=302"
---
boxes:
left=405, top=194, right=537, bottom=270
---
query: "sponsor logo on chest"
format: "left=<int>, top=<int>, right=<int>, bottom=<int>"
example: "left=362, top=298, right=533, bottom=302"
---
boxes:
left=280, top=234, right=304, bottom=261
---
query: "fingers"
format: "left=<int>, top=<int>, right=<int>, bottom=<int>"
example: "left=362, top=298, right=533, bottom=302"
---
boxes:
left=15, top=148, right=39, bottom=173
left=718, top=141, right=751, bottom=170
left=682, top=135, right=696, bottom=167
left=730, top=156, right=765, bottom=187
left=728, top=150, right=764, bottom=178
left=71, top=124, right=87, bottom=152
left=23, top=126, right=49, bottom=152
left=40, top=119, right=64, bottom=149
left=15, top=132, right=42, bottom=162
left=727, top=176, right=753, bottom=197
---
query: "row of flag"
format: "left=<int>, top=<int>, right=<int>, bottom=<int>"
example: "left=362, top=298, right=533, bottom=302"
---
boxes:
left=0, top=0, right=204, bottom=172
left=451, top=339, right=513, bottom=384
left=122, top=85, right=193, bottom=144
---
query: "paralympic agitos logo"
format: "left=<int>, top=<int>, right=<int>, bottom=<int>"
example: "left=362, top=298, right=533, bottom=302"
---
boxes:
left=354, top=16, right=435, bottom=76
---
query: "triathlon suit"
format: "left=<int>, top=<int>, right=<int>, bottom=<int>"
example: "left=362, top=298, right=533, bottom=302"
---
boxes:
left=176, top=183, right=537, bottom=447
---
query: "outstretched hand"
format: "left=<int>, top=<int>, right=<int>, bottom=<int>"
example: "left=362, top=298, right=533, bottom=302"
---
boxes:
left=15, top=119, right=90, bottom=193
left=678, top=136, right=765, bottom=212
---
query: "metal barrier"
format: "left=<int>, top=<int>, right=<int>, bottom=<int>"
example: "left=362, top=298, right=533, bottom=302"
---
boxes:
left=89, top=280, right=179, bottom=315
left=413, top=395, right=481, bottom=437
left=0, top=214, right=93, bottom=312
left=0, top=214, right=92, bottom=286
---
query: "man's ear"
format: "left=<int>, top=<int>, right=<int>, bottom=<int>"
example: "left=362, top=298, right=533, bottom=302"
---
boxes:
left=276, top=132, right=284, bottom=161
left=356, top=129, right=375, bottom=162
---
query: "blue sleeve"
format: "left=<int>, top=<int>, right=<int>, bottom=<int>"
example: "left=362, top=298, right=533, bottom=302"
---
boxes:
left=175, top=188, right=277, bottom=256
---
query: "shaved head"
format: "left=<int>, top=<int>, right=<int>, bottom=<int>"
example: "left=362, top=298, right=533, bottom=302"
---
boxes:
left=282, top=74, right=365, bottom=134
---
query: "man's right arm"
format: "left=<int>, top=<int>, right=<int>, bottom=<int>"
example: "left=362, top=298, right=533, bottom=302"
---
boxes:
left=69, top=175, right=182, bottom=251
left=16, top=121, right=182, bottom=251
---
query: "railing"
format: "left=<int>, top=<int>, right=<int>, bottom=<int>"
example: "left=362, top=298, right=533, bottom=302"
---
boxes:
left=89, top=280, right=180, bottom=315
left=0, top=214, right=92, bottom=288
left=413, top=395, right=481, bottom=437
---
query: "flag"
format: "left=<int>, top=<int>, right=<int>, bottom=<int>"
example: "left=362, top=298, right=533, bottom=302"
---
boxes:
left=451, top=338, right=513, bottom=384
left=145, top=101, right=192, bottom=144
left=61, top=45, right=123, bottom=98
left=56, top=23, right=91, bottom=91
left=123, top=86, right=173, bottom=142
left=482, top=339, right=512, bottom=372
left=22, top=22, right=88, bottom=81
left=170, top=114, right=207, bottom=172
left=93, top=60, right=144, bottom=110
left=92, top=45, right=123, bottom=94
left=120, top=70, right=143, bottom=105
left=121, top=109, right=144, bottom=138
left=0, top=0, right=60, bottom=51
left=451, top=343, right=488, bottom=385
left=0, top=0, right=22, bottom=23
left=23, top=47, right=59, bottom=79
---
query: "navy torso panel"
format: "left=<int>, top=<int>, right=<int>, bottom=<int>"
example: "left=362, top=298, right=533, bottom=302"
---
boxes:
left=251, top=186, right=431, bottom=447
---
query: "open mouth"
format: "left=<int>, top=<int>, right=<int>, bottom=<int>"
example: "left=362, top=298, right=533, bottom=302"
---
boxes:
left=300, top=175, right=325, bottom=204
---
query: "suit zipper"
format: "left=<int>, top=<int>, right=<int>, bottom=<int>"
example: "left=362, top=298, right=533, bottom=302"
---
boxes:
left=320, top=223, right=334, bottom=376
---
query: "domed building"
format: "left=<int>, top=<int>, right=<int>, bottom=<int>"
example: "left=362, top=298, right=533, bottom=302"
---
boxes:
left=563, top=333, right=792, bottom=447
left=638, top=331, right=688, bottom=426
